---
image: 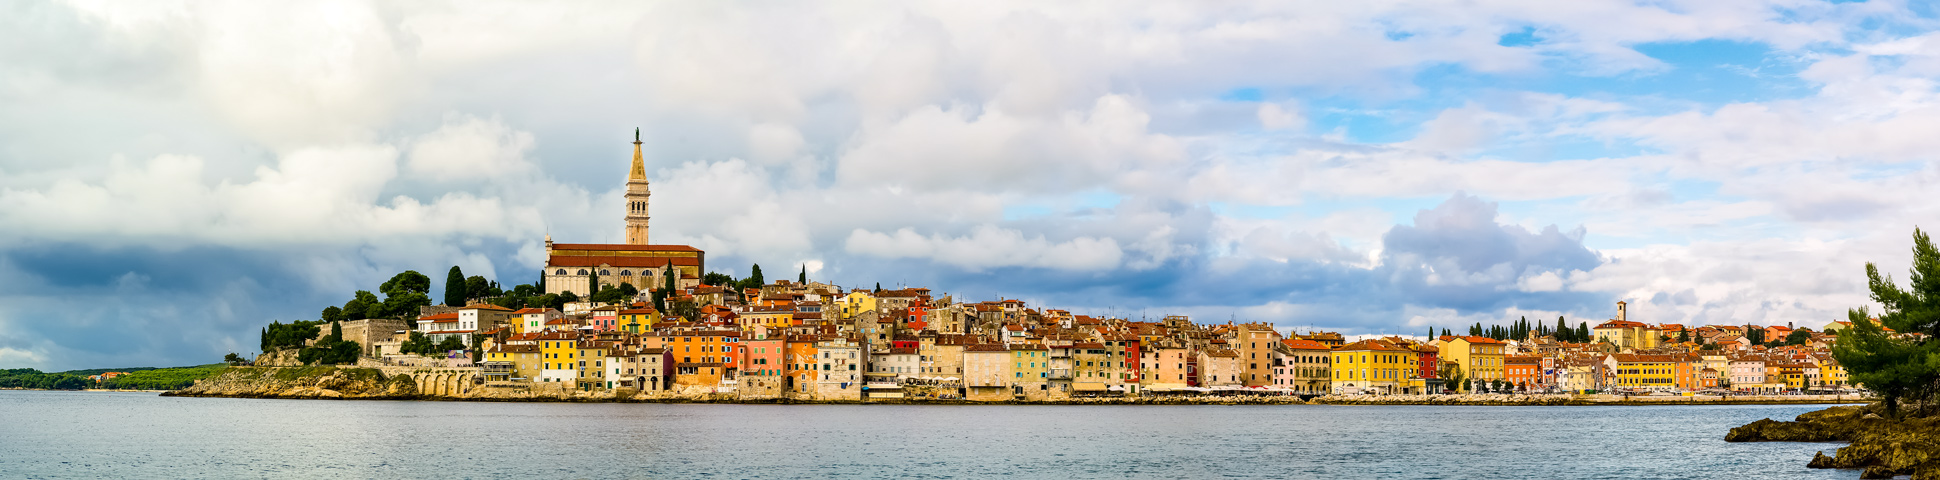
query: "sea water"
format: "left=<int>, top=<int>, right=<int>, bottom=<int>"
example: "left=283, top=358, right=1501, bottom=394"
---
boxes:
left=0, top=390, right=1858, bottom=479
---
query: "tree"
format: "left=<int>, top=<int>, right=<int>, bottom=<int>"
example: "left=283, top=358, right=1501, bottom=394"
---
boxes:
left=799, top=265, right=807, bottom=284
left=445, top=266, right=467, bottom=306
left=1784, top=329, right=1811, bottom=346
left=1835, top=228, right=1940, bottom=418
left=618, top=282, right=639, bottom=299
left=744, top=264, right=764, bottom=289
left=703, top=272, right=735, bottom=287
left=401, top=331, right=433, bottom=355
left=381, top=270, right=432, bottom=298
left=591, top=285, right=627, bottom=304
left=1440, top=362, right=1467, bottom=393
left=436, top=336, right=465, bottom=354
left=1746, top=325, right=1766, bottom=345
left=671, top=298, right=700, bottom=323
left=1577, top=322, right=1590, bottom=343
left=559, top=291, right=580, bottom=305
left=343, top=290, right=379, bottom=320
left=381, top=291, right=431, bottom=319
left=465, top=275, right=493, bottom=300
left=1678, top=329, right=1691, bottom=343
left=320, top=306, right=343, bottom=322
left=224, top=353, right=246, bottom=365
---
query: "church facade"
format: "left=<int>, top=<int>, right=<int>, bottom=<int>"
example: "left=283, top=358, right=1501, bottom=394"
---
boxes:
left=542, top=131, right=705, bottom=297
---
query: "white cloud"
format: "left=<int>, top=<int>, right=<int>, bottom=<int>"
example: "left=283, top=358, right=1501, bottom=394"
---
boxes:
left=845, top=226, right=1124, bottom=272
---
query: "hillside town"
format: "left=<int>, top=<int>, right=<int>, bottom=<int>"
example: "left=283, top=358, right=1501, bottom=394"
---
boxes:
left=273, top=133, right=1866, bottom=402
left=316, top=286, right=1861, bottom=402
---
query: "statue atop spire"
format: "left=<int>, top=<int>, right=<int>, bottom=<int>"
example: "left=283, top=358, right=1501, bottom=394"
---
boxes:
left=629, top=128, right=647, bottom=181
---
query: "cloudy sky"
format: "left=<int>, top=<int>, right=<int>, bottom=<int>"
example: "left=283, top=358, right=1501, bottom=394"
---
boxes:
left=4, top=1, right=1937, bottom=370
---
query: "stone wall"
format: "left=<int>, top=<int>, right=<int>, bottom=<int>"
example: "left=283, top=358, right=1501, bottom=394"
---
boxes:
left=340, top=318, right=408, bottom=356
left=738, top=375, right=785, bottom=399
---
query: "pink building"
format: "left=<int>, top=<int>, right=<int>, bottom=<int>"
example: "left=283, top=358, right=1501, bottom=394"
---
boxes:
left=589, top=305, right=619, bottom=331
left=743, top=338, right=785, bottom=377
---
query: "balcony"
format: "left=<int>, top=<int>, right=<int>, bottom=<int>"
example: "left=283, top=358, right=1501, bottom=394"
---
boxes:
left=1047, top=369, right=1073, bottom=380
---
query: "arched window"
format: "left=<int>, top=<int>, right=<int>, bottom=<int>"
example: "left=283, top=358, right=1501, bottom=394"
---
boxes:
left=555, top=269, right=567, bottom=275
left=600, top=270, right=611, bottom=275
left=620, top=270, right=632, bottom=276
left=577, top=269, right=589, bottom=275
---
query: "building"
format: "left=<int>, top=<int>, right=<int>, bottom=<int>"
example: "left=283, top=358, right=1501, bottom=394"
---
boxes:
left=1434, top=335, right=1506, bottom=391
left=541, top=132, right=705, bottom=297
left=1234, top=323, right=1280, bottom=387
left=1331, top=339, right=1416, bottom=394
left=1611, top=354, right=1678, bottom=392
left=1592, top=301, right=1662, bottom=350
left=1277, top=339, right=1332, bottom=394
left=1504, top=355, right=1540, bottom=391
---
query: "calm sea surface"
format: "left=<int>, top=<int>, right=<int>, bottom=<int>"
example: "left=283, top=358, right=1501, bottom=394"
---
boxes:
left=0, top=390, right=1861, bottom=479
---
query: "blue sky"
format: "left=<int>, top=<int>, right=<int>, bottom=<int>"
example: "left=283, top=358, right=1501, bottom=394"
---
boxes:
left=2, top=0, right=1938, bottom=370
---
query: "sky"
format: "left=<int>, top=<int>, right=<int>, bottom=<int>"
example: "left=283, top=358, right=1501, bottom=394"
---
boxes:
left=3, top=0, right=1939, bottom=370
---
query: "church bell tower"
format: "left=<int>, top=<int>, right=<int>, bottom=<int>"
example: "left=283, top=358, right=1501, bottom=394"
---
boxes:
left=625, top=128, right=651, bottom=245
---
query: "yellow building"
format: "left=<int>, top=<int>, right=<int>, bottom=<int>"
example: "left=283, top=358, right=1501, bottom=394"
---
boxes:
left=1591, top=301, right=1662, bottom=349
left=839, top=291, right=878, bottom=320
left=576, top=342, right=613, bottom=390
left=1434, top=335, right=1506, bottom=390
left=538, top=332, right=580, bottom=383
left=1330, top=339, right=1417, bottom=394
left=1611, top=354, right=1678, bottom=391
left=741, top=308, right=794, bottom=331
left=617, top=307, right=659, bottom=334
left=1011, top=344, right=1049, bottom=399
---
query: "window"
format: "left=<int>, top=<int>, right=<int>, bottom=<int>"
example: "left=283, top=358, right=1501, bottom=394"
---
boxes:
left=620, top=270, right=631, bottom=276
left=578, top=269, right=589, bottom=275
left=555, top=269, right=567, bottom=275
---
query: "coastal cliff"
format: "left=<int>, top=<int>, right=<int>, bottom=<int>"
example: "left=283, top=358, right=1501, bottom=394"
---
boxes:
left=1727, top=404, right=1940, bottom=479
left=164, top=366, right=418, bottom=400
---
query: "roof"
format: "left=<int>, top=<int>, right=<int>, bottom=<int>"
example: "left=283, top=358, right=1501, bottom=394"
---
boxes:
left=1595, top=320, right=1650, bottom=329
left=546, top=256, right=703, bottom=268
left=550, top=243, right=703, bottom=252
left=1438, top=335, right=1506, bottom=345
left=1337, top=339, right=1409, bottom=352
left=461, top=303, right=513, bottom=312
left=418, top=312, right=460, bottom=321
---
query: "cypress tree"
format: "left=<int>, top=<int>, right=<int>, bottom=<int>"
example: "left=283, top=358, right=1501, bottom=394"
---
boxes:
left=799, top=265, right=807, bottom=284
left=444, top=266, right=466, bottom=306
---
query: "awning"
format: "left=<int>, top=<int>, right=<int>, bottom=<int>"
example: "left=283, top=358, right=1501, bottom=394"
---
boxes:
left=1105, top=385, right=1125, bottom=391
left=1073, top=383, right=1108, bottom=392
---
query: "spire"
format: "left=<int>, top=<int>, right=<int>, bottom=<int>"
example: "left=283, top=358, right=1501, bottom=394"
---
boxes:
left=629, top=128, right=647, bottom=181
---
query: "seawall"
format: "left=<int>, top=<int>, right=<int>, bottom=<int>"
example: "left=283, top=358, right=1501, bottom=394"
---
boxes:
left=163, top=366, right=1871, bottom=406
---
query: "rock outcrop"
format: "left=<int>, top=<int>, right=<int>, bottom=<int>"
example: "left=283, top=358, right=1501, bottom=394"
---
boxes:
left=1727, top=404, right=1940, bottom=479
left=164, top=366, right=417, bottom=400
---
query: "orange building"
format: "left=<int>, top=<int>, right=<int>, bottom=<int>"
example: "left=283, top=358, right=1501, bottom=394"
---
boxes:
left=665, top=329, right=743, bottom=378
left=1504, top=355, right=1540, bottom=391
left=784, top=335, right=822, bottom=396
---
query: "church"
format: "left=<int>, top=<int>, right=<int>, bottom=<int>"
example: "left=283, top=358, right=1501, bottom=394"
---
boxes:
left=542, top=131, right=705, bottom=297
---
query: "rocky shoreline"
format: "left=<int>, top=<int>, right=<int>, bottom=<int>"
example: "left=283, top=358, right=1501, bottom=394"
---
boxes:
left=1727, top=404, right=1940, bottom=479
